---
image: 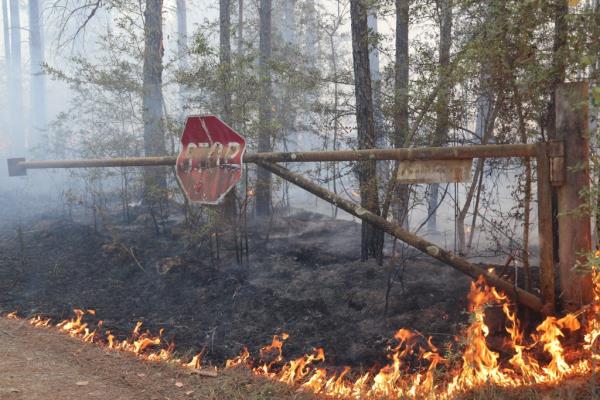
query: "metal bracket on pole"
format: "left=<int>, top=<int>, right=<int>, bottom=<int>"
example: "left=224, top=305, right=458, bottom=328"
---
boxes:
left=548, top=140, right=565, bottom=186
left=7, top=158, right=27, bottom=176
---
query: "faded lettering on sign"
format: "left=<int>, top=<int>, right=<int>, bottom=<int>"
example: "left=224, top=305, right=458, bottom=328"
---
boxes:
left=396, top=159, right=472, bottom=184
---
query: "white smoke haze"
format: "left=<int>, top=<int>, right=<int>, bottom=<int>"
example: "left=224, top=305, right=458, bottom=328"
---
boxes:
left=0, top=0, right=554, bottom=267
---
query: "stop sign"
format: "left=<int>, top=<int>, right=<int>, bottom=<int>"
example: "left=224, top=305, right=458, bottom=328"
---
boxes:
left=176, top=115, right=246, bottom=205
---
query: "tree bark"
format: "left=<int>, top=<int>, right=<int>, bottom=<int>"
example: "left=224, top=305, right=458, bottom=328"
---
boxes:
left=305, top=0, right=317, bottom=66
left=29, top=0, right=47, bottom=144
left=219, top=0, right=232, bottom=122
left=142, top=0, right=167, bottom=203
left=393, top=0, right=410, bottom=226
left=367, top=7, right=383, bottom=147
left=351, top=0, right=383, bottom=261
left=428, top=0, right=452, bottom=233
left=176, top=0, right=188, bottom=111
left=220, top=0, right=237, bottom=219
left=546, top=0, right=568, bottom=141
left=255, top=0, right=273, bottom=216
left=2, top=0, right=8, bottom=64
left=593, top=0, right=600, bottom=248
left=368, top=5, right=387, bottom=194
left=8, top=0, right=24, bottom=155
left=237, top=0, right=243, bottom=54
left=282, top=0, right=295, bottom=45
left=2, top=0, right=10, bottom=150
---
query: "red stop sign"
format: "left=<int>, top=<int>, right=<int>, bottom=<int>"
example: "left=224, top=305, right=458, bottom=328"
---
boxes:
left=176, top=115, right=246, bottom=205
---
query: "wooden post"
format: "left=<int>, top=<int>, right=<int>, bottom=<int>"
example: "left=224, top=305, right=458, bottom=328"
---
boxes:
left=555, top=82, right=594, bottom=311
left=8, top=143, right=546, bottom=176
left=536, top=142, right=555, bottom=314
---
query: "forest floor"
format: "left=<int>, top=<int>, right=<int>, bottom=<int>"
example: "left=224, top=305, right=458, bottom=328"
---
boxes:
left=0, top=190, right=599, bottom=399
left=0, top=190, right=475, bottom=368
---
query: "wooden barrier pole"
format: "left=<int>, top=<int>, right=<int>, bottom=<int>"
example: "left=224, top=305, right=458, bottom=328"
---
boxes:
left=536, top=142, right=556, bottom=314
left=245, top=143, right=539, bottom=163
left=555, top=82, right=594, bottom=311
left=9, top=143, right=545, bottom=176
left=256, top=160, right=545, bottom=313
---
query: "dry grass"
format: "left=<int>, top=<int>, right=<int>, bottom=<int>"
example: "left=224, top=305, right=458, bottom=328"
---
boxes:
left=191, top=368, right=318, bottom=400
left=457, top=374, right=599, bottom=400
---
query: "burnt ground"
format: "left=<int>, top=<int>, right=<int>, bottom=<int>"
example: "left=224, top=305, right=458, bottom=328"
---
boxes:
left=0, top=190, right=472, bottom=371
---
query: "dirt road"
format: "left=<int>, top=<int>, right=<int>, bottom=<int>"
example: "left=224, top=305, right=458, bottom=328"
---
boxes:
left=0, top=317, right=315, bottom=400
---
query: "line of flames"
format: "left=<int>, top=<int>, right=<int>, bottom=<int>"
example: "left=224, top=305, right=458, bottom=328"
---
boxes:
left=4, top=270, right=600, bottom=399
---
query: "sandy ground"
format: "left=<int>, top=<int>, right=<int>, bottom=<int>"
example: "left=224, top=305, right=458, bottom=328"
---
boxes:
left=0, top=317, right=316, bottom=400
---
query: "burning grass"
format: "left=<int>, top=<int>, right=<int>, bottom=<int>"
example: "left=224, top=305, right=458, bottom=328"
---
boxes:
left=4, top=271, right=600, bottom=399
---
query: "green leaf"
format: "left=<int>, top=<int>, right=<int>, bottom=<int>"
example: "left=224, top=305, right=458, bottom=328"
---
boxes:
left=592, top=87, right=600, bottom=106
left=581, top=55, right=593, bottom=66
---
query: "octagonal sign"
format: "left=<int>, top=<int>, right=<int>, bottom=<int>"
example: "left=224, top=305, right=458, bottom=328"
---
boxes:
left=176, top=115, right=246, bottom=205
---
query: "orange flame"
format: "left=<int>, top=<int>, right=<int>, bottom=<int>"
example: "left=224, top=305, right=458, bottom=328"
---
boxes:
left=3, top=269, right=599, bottom=399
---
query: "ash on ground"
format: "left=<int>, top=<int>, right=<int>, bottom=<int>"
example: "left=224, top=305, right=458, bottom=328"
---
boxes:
left=0, top=191, right=471, bottom=369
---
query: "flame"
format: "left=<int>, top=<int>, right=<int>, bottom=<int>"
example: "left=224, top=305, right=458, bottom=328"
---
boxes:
left=3, top=269, right=599, bottom=399
left=186, top=353, right=202, bottom=369
left=225, top=347, right=250, bottom=368
left=4, top=310, right=209, bottom=374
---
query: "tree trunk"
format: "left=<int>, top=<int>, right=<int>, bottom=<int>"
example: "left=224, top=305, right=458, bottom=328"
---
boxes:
left=546, top=0, right=568, bottom=141
left=593, top=0, right=600, bottom=248
left=2, top=0, right=8, bottom=63
left=393, top=0, right=410, bottom=226
left=367, top=7, right=383, bottom=147
left=428, top=0, right=452, bottom=233
left=328, top=29, right=339, bottom=218
left=219, top=0, right=237, bottom=219
left=255, top=0, right=273, bottom=217
left=219, top=0, right=232, bottom=122
left=28, top=0, right=47, bottom=144
left=2, top=0, right=10, bottom=150
left=350, top=0, right=383, bottom=262
left=282, top=0, right=295, bottom=45
left=456, top=96, right=500, bottom=255
left=237, top=0, right=243, bottom=54
left=305, top=0, right=317, bottom=66
left=142, top=0, right=167, bottom=203
left=8, top=0, right=24, bottom=155
left=278, top=0, right=296, bottom=210
left=176, top=0, right=188, bottom=111
left=368, top=6, right=387, bottom=193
